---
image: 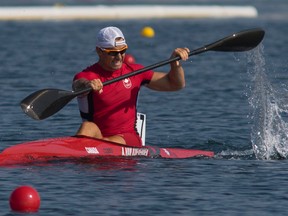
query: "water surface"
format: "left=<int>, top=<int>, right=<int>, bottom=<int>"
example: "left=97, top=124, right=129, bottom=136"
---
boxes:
left=0, top=0, right=288, bottom=215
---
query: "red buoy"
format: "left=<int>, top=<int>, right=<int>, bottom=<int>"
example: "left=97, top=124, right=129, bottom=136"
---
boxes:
left=124, top=54, right=136, bottom=64
left=9, top=186, right=41, bottom=212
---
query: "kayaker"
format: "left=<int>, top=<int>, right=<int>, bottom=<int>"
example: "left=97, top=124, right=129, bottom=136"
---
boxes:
left=72, top=26, right=190, bottom=147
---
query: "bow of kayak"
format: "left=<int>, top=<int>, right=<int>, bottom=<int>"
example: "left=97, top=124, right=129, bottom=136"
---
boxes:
left=0, top=136, right=214, bottom=166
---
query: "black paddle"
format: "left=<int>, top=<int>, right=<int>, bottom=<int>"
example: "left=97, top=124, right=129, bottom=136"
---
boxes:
left=21, top=28, right=265, bottom=120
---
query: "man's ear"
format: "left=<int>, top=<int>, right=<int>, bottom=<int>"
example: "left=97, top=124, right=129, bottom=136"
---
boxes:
left=96, top=47, right=102, bottom=55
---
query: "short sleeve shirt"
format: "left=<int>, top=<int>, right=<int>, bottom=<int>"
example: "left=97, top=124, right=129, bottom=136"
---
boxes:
left=73, top=62, right=153, bottom=136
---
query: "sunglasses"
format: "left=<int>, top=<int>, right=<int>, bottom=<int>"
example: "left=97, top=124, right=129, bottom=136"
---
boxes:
left=100, top=46, right=128, bottom=56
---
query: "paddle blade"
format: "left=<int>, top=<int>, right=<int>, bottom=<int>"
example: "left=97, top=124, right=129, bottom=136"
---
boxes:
left=20, top=89, right=76, bottom=120
left=209, top=28, right=265, bottom=52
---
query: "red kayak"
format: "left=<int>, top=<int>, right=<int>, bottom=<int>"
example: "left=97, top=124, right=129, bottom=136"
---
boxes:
left=0, top=136, right=214, bottom=166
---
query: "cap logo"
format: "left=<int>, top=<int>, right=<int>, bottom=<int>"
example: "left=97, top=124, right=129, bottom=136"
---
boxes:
left=115, top=40, right=126, bottom=47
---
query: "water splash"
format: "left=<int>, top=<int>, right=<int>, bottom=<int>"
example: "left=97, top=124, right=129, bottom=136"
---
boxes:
left=247, top=45, right=288, bottom=160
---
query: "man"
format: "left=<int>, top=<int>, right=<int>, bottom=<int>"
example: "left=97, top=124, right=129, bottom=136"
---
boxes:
left=73, top=26, right=190, bottom=147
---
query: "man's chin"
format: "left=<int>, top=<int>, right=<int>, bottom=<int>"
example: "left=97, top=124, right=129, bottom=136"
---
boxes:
left=111, top=63, right=122, bottom=70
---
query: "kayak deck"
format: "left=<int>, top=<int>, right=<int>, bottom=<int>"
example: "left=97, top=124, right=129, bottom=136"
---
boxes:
left=0, top=136, right=214, bottom=166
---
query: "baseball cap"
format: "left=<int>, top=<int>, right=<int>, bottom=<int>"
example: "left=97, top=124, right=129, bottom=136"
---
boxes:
left=96, top=26, right=127, bottom=49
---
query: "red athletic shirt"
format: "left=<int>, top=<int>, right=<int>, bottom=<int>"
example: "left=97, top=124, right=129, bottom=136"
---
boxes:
left=73, top=62, right=154, bottom=137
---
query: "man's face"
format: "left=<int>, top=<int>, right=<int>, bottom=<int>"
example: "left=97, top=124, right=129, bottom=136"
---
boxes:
left=97, top=45, right=128, bottom=71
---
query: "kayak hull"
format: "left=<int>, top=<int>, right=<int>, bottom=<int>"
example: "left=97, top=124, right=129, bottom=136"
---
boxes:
left=0, top=136, right=214, bottom=166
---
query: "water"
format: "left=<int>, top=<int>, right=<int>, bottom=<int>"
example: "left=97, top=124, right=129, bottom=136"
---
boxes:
left=1, top=0, right=288, bottom=215
left=247, top=45, right=288, bottom=160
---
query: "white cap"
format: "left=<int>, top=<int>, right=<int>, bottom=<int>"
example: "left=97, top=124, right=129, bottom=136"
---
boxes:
left=96, top=26, right=127, bottom=49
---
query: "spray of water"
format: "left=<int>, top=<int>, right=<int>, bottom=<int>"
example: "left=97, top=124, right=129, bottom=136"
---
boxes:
left=247, top=45, right=288, bottom=160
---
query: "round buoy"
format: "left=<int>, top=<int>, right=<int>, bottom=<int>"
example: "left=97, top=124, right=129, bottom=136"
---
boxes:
left=141, top=26, right=155, bottom=38
left=9, top=186, right=41, bottom=212
left=124, top=54, right=136, bottom=64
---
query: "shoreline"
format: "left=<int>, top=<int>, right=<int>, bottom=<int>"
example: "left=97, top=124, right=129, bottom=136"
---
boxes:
left=0, top=5, right=258, bottom=21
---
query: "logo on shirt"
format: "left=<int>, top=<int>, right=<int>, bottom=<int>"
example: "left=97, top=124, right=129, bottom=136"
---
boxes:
left=122, top=78, right=132, bottom=89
